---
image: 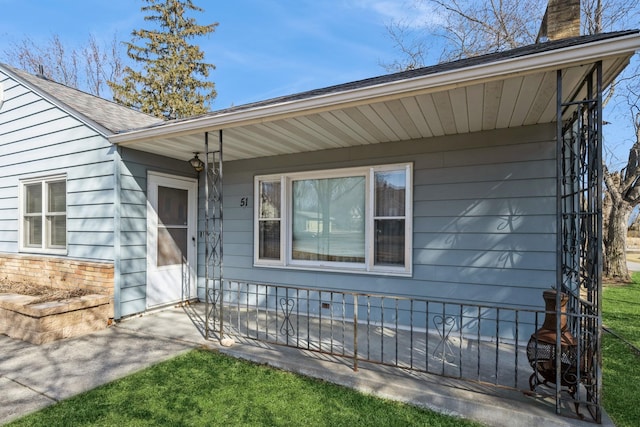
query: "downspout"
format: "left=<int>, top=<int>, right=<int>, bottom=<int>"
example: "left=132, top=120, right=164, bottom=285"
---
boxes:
left=204, top=132, right=210, bottom=339
left=113, top=145, right=122, bottom=320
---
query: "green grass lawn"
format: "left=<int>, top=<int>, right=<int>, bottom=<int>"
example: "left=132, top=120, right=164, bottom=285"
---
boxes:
left=602, top=273, right=640, bottom=427
left=7, top=348, right=481, bottom=427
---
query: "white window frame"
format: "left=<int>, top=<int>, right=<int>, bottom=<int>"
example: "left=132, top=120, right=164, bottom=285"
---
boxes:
left=254, top=163, right=412, bottom=276
left=19, top=174, right=67, bottom=255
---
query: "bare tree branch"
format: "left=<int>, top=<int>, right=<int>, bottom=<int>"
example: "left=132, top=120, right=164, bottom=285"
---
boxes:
left=1, top=33, right=125, bottom=98
left=380, top=20, right=429, bottom=71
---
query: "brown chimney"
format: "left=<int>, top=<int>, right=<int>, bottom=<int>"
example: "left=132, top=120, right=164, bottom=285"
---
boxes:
left=536, top=0, right=581, bottom=42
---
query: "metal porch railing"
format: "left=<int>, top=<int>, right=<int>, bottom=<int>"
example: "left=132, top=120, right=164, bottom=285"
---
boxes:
left=204, top=280, right=599, bottom=421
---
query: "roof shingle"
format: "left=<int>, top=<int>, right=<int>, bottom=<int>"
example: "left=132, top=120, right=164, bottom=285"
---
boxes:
left=0, top=64, right=163, bottom=134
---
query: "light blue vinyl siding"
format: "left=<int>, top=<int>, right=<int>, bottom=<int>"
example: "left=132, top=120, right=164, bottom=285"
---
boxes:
left=0, top=70, right=115, bottom=260
left=117, top=147, right=196, bottom=317
left=205, top=124, right=557, bottom=310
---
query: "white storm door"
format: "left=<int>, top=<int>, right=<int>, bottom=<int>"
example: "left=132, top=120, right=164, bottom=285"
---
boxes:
left=147, top=172, right=198, bottom=308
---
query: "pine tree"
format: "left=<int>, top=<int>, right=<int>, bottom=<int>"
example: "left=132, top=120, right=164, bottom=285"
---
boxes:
left=109, top=0, right=217, bottom=119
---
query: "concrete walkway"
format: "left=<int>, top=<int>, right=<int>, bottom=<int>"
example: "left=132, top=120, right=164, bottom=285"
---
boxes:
left=627, top=260, right=640, bottom=272
left=0, top=305, right=613, bottom=427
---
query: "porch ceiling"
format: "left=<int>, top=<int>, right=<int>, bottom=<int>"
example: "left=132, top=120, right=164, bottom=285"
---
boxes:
left=110, top=32, right=640, bottom=162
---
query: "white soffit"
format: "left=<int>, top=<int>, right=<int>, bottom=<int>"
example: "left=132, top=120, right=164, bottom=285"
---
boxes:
left=110, top=32, right=640, bottom=162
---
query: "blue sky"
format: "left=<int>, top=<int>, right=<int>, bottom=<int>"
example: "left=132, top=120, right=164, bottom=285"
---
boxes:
left=0, top=0, right=437, bottom=109
left=0, top=0, right=637, bottom=165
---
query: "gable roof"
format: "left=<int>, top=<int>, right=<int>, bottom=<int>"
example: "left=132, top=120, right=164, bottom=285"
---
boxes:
left=110, top=30, right=640, bottom=163
left=0, top=63, right=163, bottom=135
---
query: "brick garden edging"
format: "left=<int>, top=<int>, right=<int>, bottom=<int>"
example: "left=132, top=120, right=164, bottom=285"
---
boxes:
left=0, top=293, right=111, bottom=344
left=0, top=254, right=114, bottom=296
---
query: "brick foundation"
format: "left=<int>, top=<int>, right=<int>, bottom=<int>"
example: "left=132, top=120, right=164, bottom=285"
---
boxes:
left=0, top=253, right=114, bottom=296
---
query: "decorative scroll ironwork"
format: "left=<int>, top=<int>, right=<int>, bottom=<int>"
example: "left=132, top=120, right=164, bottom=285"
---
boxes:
left=433, top=315, right=456, bottom=363
left=551, top=63, right=602, bottom=421
left=279, top=297, right=295, bottom=336
left=204, top=131, right=223, bottom=340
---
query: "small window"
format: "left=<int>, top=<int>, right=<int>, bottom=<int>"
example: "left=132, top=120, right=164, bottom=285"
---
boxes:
left=20, top=176, right=67, bottom=254
left=257, top=180, right=282, bottom=260
left=374, top=170, right=407, bottom=266
left=255, top=163, right=412, bottom=276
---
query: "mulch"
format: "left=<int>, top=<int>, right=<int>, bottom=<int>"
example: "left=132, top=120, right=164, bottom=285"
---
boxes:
left=0, top=280, right=94, bottom=304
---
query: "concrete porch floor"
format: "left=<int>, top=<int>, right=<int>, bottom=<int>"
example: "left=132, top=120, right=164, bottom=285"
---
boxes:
left=127, top=303, right=612, bottom=427
left=0, top=304, right=613, bottom=426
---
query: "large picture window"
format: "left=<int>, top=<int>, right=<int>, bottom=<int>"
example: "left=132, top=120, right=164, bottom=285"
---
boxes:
left=255, top=163, right=412, bottom=275
left=20, top=175, right=67, bottom=254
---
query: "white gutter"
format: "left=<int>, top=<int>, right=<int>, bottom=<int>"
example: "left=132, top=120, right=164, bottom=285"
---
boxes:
left=110, top=32, right=640, bottom=146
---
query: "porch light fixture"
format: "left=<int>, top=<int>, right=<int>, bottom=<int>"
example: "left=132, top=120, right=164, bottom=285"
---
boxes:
left=189, top=152, right=205, bottom=172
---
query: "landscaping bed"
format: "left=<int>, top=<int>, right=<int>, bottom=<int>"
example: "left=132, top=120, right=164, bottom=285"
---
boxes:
left=0, top=280, right=111, bottom=345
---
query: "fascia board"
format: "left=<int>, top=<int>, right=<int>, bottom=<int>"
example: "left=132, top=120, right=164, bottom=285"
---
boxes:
left=110, top=33, right=640, bottom=146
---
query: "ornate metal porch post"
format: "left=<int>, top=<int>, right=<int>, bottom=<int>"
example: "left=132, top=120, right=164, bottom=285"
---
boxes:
left=553, top=62, right=603, bottom=422
left=204, top=131, right=223, bottom=340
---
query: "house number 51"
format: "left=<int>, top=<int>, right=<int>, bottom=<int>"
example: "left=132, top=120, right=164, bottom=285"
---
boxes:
left=240, top=197, right=249, bottom=207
